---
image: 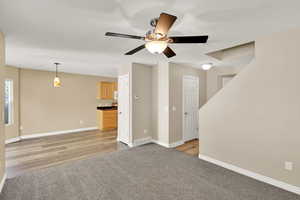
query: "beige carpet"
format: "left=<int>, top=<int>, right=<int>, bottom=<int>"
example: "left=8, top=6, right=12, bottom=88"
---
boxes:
left=1, top=144, right=299, bottom=200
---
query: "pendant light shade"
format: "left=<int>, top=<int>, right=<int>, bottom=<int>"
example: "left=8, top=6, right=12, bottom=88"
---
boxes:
left=53, top=62, right=61, bottom=88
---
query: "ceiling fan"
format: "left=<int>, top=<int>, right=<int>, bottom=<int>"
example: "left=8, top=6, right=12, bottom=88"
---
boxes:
left=105, top=12, right=209, bottom=58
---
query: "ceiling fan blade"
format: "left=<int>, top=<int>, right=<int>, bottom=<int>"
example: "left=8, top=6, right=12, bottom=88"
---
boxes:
left=163, top=46, right=176, bottom=58
left=105, top=32, right=145, bottom=40
left=155, top=13, right=177, bottom=35
left=170, top=36, right=208, bottom=43
left=125, top=44, right=145, bottom=55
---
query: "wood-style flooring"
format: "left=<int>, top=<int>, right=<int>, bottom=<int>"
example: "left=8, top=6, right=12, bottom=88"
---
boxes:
left=5, top=130, right=126, bottom=178
left=176, top=139, right=199, bottom=156
left=6, top=131, right=199, bottom=178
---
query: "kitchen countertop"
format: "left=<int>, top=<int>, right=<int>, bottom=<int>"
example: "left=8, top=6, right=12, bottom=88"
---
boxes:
left=97, top=106, right=118, bottom=110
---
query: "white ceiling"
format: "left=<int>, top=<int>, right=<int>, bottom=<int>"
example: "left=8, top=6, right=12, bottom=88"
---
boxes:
left=1, top=0, right=300, bottom=77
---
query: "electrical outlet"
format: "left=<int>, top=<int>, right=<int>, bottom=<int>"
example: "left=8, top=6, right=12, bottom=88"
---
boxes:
left=19, top=126, right=23, bottom=130
left=79, top=120, right=84, bottom=125
left=172, top=106, right=176, bottom=111
left=285, top=161, right=293, bottom=171
left=143, top=129, right=148, bottom=134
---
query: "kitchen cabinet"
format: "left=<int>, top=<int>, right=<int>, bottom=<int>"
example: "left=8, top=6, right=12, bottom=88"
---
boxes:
left=113, top=82, right=118, bottom=92
left=97, top=109, right=117, bottom=131
left=97, top=81, right=117, bottom=100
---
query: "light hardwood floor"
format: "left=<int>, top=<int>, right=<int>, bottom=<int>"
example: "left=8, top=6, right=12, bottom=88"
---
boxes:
left=176, top=139, right=199, bottom=156
left=5, top=130, right=126, bottom=178
left=6, top=131, right=199, bottom=178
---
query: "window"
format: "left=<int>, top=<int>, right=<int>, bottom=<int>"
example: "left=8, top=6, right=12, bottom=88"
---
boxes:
left=4, top=79, right=13, bottom=125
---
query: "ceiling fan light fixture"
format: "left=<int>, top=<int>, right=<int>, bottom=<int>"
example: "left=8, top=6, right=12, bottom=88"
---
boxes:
left=202, top=63, right=213, bottom=70
left=105, top=12, right=209, bottom=58
left=145, top=40, right=168, bottom=54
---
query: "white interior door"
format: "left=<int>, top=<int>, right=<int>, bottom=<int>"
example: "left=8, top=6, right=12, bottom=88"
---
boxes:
left=183, top=76, right=199, bottom=142
left=118, top=74, right=130, bottom=145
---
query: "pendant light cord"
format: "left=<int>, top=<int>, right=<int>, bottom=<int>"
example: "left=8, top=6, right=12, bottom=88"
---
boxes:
left=54, top=62, right=60, bottom=77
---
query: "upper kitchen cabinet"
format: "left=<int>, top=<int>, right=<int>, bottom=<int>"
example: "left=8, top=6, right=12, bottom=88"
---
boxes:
left=113, top=82, right=118, bottom=92
left=97, top=81, right=117, bottom=100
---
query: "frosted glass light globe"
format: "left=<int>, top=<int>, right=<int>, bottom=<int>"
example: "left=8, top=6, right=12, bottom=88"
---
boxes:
left=145, top=40, right=168, bottom=54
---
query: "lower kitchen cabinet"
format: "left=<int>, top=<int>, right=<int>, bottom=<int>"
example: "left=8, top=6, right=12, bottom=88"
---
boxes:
left=97, top=110, right=117, bottom=131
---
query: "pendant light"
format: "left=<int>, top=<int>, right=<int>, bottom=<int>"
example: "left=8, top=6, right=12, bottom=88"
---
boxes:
left=53, top=62, right=61, bottom=88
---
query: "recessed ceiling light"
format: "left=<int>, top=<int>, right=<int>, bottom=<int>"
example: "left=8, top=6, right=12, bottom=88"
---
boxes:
left=202, top=63, right=213, bottom=70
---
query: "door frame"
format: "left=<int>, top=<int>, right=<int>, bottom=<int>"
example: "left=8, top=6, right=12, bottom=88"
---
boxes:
left=182, top=75, right=200, bottom=142
left=117, top=73, right=132, bottom=145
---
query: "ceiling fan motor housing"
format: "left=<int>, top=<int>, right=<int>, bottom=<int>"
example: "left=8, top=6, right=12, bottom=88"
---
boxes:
left=146, top=29, right=167, bottom=41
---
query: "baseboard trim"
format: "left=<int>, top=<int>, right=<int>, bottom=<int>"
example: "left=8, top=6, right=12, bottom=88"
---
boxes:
left=5, top=137, right=21, bottom=144
left=20, top=127, right=98, bottom=140
left=152, top=140, right=184, bottom=148
left=129, top=137, right=153, bottom=147
left=169, top=140, right=184, bottom=148
left=152, top=140, right=169, bottom=148
left=128, top=138, right=184, bottom=148
left=198, top=154, right=300, bottom=195
left=0, top=173, right=6, bottom=193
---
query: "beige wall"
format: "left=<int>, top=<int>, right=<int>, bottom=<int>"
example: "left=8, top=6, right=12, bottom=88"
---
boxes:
left=118, top=63, right=153, bottom=143
left=19, top=69, right=116, bottom=136
left=156, top=62, right=170, bottom=144
left=207, top=42, right=254, bottom=61
left=131, top=63, right=152, bottom=140
left=0, top=32, right=6, bottom=183
left=4, top=66, right=20, bottom=140
left=206, top=42, right=254, bottom=100
left=199, top=29, right=300, bottom=187
left=206, top=66, right=243, bottom=100
left=169, top=63, right=206, bottom=143
left=151, top=65, right=158, bottom=141
left=152, top=62, right=206, bottom=145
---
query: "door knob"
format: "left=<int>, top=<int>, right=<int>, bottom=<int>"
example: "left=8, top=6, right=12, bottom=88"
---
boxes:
left=119, top=112, right=122, bottom=114
left=184, top=112, right=188, bottom=115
